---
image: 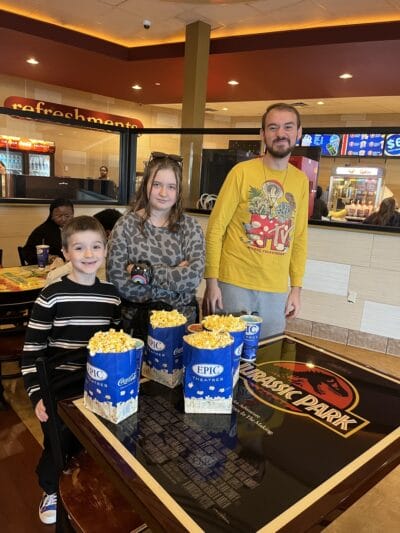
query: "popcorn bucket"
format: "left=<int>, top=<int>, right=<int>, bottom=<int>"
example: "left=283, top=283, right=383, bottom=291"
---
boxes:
left=229, top=329, right=245, bottom=386
left=84, top=339, right=144, bottom=424
left=202, top=315, right=246, bottom=387
left=142, top=322, right=186, bottom=388
left=183, top=331, right=234, bottom=414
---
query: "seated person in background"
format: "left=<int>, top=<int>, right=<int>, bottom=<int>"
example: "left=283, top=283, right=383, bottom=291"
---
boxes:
left=311, top=185, right=328, bottom=220
left=107, top=152, right=205, bottom=336
left=363, top=197, right=400, bottom=227
left=45, top=208, right=123, bottom=284
left=23, top=198, right=74, bottom=264
left=21, top=215, right=121, bottom=525
left=98, top=165, right=109, bottom=179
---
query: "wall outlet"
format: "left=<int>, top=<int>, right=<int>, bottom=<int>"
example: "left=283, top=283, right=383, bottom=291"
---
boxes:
left=347, top=291, right=357, bottom=303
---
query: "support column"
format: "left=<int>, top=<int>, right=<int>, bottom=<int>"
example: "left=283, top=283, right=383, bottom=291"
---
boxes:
left=180, top=21, right=210, bottom=207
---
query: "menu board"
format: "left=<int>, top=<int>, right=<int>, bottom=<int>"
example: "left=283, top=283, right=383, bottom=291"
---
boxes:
left=301, top=133, right=341, bottom=156
left=341, top=133, right=385, bottom=157
left=384, top=134, right=400, bottom=157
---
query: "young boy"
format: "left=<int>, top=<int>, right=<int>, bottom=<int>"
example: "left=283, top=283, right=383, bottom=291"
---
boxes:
left=22, top=216, right=121, bottom=525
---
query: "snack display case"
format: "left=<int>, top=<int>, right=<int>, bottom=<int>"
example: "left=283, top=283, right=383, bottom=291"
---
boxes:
left=327, top=166, right=384, bottom=221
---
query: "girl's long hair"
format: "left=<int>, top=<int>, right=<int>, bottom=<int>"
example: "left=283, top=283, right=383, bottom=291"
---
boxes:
left=130, top=156, right=183, bottom=234
left=366, top=197, right=396, bottom=226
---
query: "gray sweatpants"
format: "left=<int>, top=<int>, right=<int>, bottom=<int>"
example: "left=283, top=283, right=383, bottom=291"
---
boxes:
left=219, top=281, right=287, bottom=339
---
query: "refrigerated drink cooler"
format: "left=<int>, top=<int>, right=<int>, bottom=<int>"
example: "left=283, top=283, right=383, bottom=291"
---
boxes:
left=327, top=166, right=384, bottom=221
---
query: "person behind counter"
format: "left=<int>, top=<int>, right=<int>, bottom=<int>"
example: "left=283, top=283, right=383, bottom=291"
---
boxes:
left=107, top=152, right=205, bottom=337
left=311, top=185, right=329, bottom=220
left=21, top=215, right=121, bottom=525
left=363, top=197, right=400, bottom=227
left=22, top=198, right=74, bottom=265
left=98, top=165, right=109, bottom=179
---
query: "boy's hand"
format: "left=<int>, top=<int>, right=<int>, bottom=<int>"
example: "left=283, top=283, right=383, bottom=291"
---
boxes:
left=35, top=399, right=48, bottom=422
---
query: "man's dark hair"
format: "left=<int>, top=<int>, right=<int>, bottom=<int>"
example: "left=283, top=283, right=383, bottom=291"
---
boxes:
left=93, top=208, right=122, bottom=232
left=261, top=103, right=301, bottom=130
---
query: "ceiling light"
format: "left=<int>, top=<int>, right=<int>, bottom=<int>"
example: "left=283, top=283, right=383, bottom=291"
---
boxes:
left=155, top=82, right=161, bottom=86
left=26, top=57, right=39, bottom=65
left=222, top=107, right=228, bottom=111
left=317, top=101, right=325, bottom=105
left=339, top=73, right=353, bottom=79
left=228, top=80, right=239, bottom=86
left=131, top=84, right=142, bottom=90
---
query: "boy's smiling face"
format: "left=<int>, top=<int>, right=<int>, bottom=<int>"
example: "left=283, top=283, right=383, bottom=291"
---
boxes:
left=63, top=230, right=106, bottom=283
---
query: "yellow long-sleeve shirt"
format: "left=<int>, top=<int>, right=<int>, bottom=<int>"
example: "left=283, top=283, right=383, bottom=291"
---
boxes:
left=205, top=157, right=309, bottom=293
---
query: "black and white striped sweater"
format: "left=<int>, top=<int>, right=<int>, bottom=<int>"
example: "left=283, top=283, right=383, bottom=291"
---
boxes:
left=22, top=275, right=121, bottom=406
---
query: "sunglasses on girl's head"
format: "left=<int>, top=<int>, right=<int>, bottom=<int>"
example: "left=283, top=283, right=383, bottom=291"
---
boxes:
left=150, top=151, right=183, bottom=163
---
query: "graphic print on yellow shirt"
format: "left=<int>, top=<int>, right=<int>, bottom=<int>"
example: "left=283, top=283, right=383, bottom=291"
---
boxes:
left=242, top=179, right=296, bottom=253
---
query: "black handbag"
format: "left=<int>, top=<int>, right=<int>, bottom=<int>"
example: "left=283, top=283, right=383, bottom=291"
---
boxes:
left=121, top=299, right=173, bottom=341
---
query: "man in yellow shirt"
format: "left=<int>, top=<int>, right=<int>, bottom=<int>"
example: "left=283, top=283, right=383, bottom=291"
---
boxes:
left=203, top=103, right=309, bottom=338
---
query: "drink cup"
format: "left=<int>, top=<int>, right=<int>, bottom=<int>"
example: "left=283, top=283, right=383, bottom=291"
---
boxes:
left=36, top=245, right=50, bottom=268
left=240, top=315, right=263, bottom=362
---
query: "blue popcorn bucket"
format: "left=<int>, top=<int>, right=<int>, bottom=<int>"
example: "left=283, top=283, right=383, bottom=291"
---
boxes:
left=229, top=329, right=245, bottom=386
left=84, top=339, right=144, bottom=424
left=183, top=334, right=234, bottom=414
left=142, top=322, right=186, bottom=388
left=240, top=315, right=263, bottom=362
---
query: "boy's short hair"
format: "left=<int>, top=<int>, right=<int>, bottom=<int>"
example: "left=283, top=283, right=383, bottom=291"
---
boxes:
left=62, top=215, right=107, bottom=249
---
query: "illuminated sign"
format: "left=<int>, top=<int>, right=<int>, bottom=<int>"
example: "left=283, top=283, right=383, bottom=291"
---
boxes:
left=384, top=134, right=400, bottom=157
left=4, top=96, right=143, bottom=129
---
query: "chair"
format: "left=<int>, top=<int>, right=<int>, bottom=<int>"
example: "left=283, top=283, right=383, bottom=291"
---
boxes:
left=0, top=289, right=37, bottom=408
left=0, top=248, right=3, bottom=266
left=36, top=349, right=147, bottom=532
left=17, top=246, right=29, bottom=266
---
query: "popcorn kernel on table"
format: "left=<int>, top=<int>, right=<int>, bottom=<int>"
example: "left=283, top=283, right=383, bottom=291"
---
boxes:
left=150, top=309, right=187, bottom=328
left=184, top=330, right=233, bottom=349
left=202, top=314, right=246, bottom=332
left=88, top=329, right=137, bottom=354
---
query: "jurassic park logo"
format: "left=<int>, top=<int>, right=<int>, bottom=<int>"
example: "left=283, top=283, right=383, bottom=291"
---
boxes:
left=240, top=361, right=369, bottom=438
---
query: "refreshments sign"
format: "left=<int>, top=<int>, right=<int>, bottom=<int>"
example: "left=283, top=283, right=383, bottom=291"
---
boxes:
left=4, top=96, right=144, bottom=129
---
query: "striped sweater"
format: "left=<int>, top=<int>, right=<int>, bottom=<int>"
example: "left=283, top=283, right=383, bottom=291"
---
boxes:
left=22, top=275, right=121, bottom=406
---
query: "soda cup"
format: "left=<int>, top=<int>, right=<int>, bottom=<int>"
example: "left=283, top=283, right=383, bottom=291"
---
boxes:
left=240, top=315, right=263, bottom=362
left=36, top=245, right=50, bottom=268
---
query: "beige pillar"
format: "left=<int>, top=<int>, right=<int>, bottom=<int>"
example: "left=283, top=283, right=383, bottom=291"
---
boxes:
left=180, top=21, right=210, bottom=207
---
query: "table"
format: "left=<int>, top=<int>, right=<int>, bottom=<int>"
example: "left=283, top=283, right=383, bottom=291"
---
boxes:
left=0, top=265, right=48, bottom=293
left=58, top=335, right=400, bottom=532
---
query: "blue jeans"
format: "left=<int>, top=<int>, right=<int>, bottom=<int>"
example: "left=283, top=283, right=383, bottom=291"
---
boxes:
left=219, top=281, right=287, bottom=339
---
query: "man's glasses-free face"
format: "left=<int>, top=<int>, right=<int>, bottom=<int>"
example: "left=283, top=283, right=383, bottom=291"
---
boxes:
left=150, top=151, right=183, bottom=163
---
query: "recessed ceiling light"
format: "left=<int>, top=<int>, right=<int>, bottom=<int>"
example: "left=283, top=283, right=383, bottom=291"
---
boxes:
left=155, top=82, right=161, bottom=86
left=222, top=107, right=229, bottom=111
left=131, top=84, right=142, bottom=90
left=339, top=73, right=353, bottom=79
left=317, top=101, right=325, bottom=105
left=26, top=57, right=39, bottom=65
left=228, top=80, right=239, bottom=86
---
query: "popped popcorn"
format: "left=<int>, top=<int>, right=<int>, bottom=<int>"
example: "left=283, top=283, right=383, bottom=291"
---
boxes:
left=184, top=330, right=233, bottom=349
left=202, top=314, right=246, bottom=332
left=88, top=329, right=138, bottom=354
left=150, top=309, right=187, bottom=328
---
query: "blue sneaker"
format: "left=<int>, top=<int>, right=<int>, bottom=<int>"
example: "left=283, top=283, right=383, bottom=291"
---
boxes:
left=39, top=492, right=57, bottom=524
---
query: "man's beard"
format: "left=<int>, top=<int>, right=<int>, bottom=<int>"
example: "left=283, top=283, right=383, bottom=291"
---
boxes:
left=265, top=138, right=296, bottom=158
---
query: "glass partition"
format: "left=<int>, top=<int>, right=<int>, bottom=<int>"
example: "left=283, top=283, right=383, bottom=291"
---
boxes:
left=0, top=113, right=121, bottom=203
